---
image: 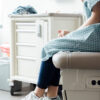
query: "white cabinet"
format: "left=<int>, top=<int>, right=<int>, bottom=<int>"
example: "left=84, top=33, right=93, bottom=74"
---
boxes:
left=9, top=13, right=83, bottom=90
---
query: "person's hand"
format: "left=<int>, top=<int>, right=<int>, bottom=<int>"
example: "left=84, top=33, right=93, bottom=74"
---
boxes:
left=81, top=0, right=84, bottom=2
left=58, top=30, right=70, bottom=37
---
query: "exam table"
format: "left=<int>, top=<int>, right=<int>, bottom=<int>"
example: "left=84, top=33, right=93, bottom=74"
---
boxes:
left=53, top=52, right=100, bottom=100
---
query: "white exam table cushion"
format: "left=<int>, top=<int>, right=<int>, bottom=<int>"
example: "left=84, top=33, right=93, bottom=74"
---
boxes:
left=52, top=52, right=100, bottom=69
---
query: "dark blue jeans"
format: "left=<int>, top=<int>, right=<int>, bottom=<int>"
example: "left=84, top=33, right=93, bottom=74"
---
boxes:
left=37, top=57, right=60, bottom=89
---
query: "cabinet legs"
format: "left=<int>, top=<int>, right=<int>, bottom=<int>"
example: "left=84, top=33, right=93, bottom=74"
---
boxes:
left=30, top=83, right=36, bottom=90
left=10, top=81, right=22, bottom=96
left=10, top=81, right=37, bottom=96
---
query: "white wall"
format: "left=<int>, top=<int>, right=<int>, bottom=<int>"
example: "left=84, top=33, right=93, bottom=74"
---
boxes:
left=0, top=0, right=2, bottom=44
left=0, top=0, right=83, bottom=44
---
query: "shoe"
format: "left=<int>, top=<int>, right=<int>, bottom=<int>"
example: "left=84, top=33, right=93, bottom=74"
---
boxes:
left=42, top=96, right=61, bottom=100
left=21, top=91, right=43, bottom=100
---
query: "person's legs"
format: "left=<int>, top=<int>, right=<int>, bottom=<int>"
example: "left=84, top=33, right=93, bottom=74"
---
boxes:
left=34, top=87, right=45, bottom=97
left=34, top=57, right=60, bottom=98
left=22, top=57, right=60, bottom=100
left=47, top=86, right=59, bottom=98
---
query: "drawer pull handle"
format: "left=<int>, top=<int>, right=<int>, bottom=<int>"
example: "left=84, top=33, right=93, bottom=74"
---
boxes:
left=36, top=24, right=41, bottom=37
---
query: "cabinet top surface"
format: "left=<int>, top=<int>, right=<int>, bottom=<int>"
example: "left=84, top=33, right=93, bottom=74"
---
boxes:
left=9, top=13, right=82, bottom=18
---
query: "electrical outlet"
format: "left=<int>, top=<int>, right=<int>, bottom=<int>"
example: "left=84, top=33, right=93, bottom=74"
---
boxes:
left=86, top=77, right=100, bottom=88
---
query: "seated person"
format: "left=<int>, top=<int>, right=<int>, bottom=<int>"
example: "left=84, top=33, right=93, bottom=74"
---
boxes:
left=22, top=0, right=100, bottom=100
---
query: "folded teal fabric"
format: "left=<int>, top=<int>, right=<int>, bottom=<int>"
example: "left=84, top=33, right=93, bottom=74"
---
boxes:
left=12, top=5, right=37, bottom=14
left=41, top=0, right=100, bottom=61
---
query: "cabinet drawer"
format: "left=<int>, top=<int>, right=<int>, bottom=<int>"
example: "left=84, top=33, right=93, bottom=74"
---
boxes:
left=16, top=23, right=37, bottom=31
left=17, top=32, right=36, bottom=43
left=17, top=32, right=43, bottom=44
left=17, top=59, right=40, bottom=78
left=17, top=45, right=42, bottom=58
